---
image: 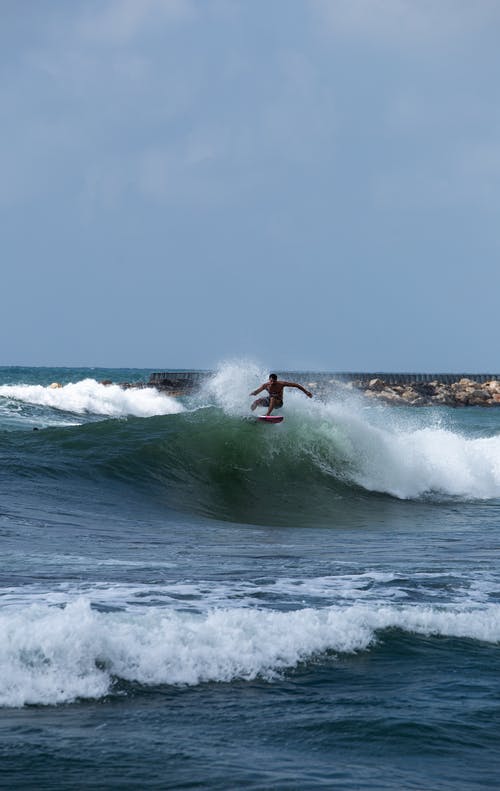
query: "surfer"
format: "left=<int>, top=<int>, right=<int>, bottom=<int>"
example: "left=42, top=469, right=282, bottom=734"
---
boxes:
left=250, top=374, right=313, bottom=416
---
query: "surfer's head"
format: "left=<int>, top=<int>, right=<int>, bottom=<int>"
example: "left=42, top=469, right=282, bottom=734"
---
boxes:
left=269, top=373, right=278, bottom=381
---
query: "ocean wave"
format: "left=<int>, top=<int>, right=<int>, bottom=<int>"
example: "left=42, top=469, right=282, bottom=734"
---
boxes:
left=2, top=598, right=499, bottom=707
left=0, top=379, right=183, bottom=418
left=199, top=362, right=500, bottom=501
left=3, top=365, right=500, bottom=515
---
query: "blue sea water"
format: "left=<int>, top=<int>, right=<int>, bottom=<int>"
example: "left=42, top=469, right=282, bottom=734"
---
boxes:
left=1, top=363, right=500, bottom=789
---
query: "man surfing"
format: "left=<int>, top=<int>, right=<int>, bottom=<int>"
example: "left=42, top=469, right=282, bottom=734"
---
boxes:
left=250, top=373, right=313, bottom=416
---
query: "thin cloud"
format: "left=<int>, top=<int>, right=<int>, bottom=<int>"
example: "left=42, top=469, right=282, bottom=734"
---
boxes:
left=311, top=0, right=500, bottom=47
left=373, top=139, right=500, bottom=212
left=77, top=0, right=196, bottom=45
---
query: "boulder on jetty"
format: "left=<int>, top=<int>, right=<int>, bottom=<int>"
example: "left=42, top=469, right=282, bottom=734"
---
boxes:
left=357, top=377, right=500, bottom=407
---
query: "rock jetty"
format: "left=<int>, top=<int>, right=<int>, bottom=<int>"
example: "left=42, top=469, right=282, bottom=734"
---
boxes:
left=352, top=377, right=500, bottom=407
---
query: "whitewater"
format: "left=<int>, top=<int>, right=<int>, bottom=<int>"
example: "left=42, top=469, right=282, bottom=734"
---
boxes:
left=1, top=364, right=500, bottom=790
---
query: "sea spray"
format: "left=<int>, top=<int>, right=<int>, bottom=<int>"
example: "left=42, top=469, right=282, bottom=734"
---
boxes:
left=199, top=360, right=268, bottom=416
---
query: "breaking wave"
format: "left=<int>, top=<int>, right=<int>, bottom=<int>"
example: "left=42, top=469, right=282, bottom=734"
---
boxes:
left=0, top=378, right=183, bottom=419
left=2, top=364, right=500, bottom=522
left=2, top=597, right=499, bottom=707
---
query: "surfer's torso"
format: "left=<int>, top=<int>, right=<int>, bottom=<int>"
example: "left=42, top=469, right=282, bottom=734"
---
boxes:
left=266, top=381, right=285, bottom=402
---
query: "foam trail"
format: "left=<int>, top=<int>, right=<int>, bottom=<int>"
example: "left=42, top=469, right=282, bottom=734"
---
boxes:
left=2, top=599, right=500, bottom=707
left=0, top=379, right=184, bottom=418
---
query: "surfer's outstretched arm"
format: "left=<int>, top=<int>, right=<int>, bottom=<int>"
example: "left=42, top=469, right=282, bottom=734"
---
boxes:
left=250, top=383, right=266, bottom=397
left=283, top=382, right=313, bottom=398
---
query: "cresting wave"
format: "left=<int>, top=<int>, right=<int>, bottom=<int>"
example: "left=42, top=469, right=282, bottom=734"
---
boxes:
left=2, top=598, right=500, bottom=707
left=201, top=362, right=500, bottom=501
left=0, top=378, right=183, bottom=419
left=2, top=366, right=500, bottom=506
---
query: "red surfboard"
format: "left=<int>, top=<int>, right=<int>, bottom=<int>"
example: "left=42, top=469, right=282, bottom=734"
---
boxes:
left=257, top=415, right=283, bottom=424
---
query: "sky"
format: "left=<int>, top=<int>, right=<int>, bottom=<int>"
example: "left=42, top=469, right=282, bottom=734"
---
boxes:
left=2, top=0, right=500, bottom=371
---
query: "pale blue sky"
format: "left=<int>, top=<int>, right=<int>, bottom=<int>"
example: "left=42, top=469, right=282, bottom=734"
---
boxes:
left=2, top=0, right=500, bottom=371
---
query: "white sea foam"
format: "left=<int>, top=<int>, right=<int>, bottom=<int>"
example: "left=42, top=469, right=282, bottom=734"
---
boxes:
left=307, top=398, right=500, bottom=500
left=1, top=598, right=499, bottom=707
left=0, top=571, right=403, bottom=612
left=1, top=568, right=492, bottom=613
left=0, top=379, right=184, bottom=418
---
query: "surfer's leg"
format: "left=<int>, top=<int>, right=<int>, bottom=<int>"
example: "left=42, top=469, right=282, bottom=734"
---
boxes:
left=266, top=397, right=277, bottom=416
left=251, top=397, right=267, bottom=411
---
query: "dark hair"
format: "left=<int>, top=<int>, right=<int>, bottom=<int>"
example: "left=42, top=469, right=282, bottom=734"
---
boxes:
left=269, top=373, right=278, bottom=381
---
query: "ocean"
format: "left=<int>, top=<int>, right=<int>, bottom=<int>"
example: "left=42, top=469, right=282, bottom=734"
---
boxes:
left=1, top=363, right=500, bottom=790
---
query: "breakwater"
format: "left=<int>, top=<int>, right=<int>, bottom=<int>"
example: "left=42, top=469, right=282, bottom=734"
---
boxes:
left=146, top=371, right=500, bottom=406
left=149, top=371, right=500, bottom=387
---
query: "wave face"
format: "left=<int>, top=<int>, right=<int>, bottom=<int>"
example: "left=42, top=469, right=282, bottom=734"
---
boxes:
left=2, top=364, right=500, bottom=525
